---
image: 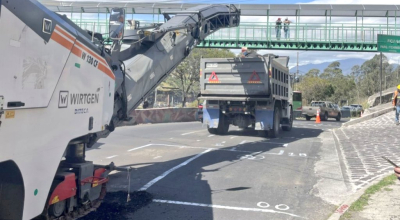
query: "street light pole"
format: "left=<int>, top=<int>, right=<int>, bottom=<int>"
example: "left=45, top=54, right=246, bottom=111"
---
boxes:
left=380, top=52, right=383, bottom=104
left=296, top=51, right=299, bottom=91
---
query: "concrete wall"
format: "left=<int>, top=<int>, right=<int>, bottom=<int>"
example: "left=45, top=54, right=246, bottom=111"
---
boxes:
left=124, top=108, right=198, bottom=125
left=368, top=86, right=395, bottom=107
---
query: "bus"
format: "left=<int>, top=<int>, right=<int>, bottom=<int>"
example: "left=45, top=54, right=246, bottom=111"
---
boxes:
left=293, top=91, right=302, bottom=110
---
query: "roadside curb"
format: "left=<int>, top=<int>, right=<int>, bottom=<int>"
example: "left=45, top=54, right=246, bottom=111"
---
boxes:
left=327, top=172, right=392, bottom=220
left=342, top=107, right=393, bottom=127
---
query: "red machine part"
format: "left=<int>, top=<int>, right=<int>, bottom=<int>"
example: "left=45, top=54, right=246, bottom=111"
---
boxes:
left=80, top=168, right=109, bottom=188
left=48, top=173, right=77, bottom=205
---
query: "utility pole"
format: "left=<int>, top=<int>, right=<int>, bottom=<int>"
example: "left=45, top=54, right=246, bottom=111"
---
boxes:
left=380, top=52, right=383, bottom=104
left=154, top=88, right=157, bottom=106
left=397, top=58, right=400, bottom=83
left=296, top=51, right=299, bottom=91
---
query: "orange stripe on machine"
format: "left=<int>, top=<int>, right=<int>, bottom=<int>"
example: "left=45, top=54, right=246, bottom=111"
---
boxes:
left=98, top=63, right=115, bottom=80
left=50, top=31, right=74, bottom=50
left=51, top=25, right=115, bottom=80
left=75, top=41, right=107, bottom=66
left=55, top=26, right=75, bottom=42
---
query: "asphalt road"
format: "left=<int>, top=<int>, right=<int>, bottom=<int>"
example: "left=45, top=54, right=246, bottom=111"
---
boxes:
left=83, top=118, right=349, bottom=220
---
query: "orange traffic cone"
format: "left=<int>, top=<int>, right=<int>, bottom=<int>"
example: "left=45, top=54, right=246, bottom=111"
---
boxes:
left=316, top=109, right=321, bottom=124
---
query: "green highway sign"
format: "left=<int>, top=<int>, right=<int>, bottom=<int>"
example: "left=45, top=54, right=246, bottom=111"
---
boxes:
left=377, top=34, right=400, bottom=53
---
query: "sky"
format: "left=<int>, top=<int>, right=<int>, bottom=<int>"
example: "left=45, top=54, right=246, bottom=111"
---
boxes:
left=54, top=0, right=400, bottom=70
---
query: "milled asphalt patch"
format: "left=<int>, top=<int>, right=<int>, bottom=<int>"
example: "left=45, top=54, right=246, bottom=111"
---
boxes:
left=78, top=191, right=153, bottom=220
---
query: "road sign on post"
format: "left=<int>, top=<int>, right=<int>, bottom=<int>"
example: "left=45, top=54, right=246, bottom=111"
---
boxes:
left=377, top=34, right=400, bottom=53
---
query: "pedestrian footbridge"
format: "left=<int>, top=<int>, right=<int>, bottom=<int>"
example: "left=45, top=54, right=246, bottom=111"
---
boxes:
left=42, top=2, right=400, bottom=52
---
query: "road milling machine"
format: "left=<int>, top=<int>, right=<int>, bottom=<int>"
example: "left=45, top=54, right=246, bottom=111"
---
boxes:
left=0, top=0, right=240, bottom=219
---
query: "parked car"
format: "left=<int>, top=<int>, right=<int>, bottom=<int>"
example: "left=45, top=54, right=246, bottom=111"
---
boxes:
left=350, top=104, right=363, bottom=112
left=302, top=101, right=341, bottom=121
left=333, top=104, right=340, bottom=112
left=341, top=106, right=351, bottom=110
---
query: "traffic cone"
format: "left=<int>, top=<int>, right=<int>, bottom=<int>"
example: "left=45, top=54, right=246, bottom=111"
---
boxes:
left=316, top=109, right=321, bottom=124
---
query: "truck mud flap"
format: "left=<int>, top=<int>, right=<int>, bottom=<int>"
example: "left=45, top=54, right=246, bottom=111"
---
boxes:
left=255, top=109, right=274, bottom=131
left=203, top=108, right=220, bottom=128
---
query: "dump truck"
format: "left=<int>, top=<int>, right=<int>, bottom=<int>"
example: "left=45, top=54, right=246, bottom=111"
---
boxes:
left=198, top=54, right=293, bottom=138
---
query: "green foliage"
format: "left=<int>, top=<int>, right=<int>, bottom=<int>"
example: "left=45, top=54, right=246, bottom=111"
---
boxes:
left=165, top=48, right=236, bottom=107
left=296, top=53, right=398, bottom=108
left=341, top=174, right=397, bottom=219
left=187, top=100, right=199, bottom=108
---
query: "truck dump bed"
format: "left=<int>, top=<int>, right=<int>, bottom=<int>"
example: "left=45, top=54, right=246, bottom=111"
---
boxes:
left=200, top=57, right=270, bottom=96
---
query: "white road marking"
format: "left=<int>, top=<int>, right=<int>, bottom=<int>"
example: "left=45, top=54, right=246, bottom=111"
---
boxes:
left=275, top=204, right=290, bottom=211
left=239, top=140, right=247, bottom=145
left=230, top=136, right=238, bottom=139
left=215, top=143, right=224, bottom=146
left=106, top=155, right=118, bottom=159
left=283, top=144, right=288, bottom=147
left=208, top=135, right=215, bottom=137
left=153, top=156, right=162, bottom=159
left=239, top=155, right=265, bottom=160
left=222, top=141, right=226, bottom=144
left=181, top=130, right=204, bottom=136
left=197, top=140, right=201, bottom=142
left=139, top=149, right=212, bottom=191
left=170, top=138, right=174, bottom=139
left=152, top=199, right=306, bottom=219
left=127, top=144, right=153, bottom=152
left=257, top=202, right=270, bottom=208
left=262, top=150, right=285, bottom=155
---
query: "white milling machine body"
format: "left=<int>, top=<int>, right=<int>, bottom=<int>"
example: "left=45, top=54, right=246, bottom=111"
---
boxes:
left=0, top=0, right=240, bottom=219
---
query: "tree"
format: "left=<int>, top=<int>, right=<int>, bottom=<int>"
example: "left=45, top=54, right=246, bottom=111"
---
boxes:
left=166, top=48, right=235, bottom=107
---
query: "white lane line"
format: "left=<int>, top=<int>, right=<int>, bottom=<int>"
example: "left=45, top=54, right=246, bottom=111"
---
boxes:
left=181, top=130, right=204, bottom=136
left=283, top=144, right=288, bottom=147
left=230, top=136, right=238, bottom=139
left=139, top=149, right=212, bottom=191
left=262, top=150, right=285, bottom=155
left=197, top=140, right=201, bottom=142
left=152, top=199, right=306, bottom=219
left=222, top=141, right=226, bottom=144
left=208, top=135, right=215, bottom=137
left=106, top=155, right=118, bottom=159
left=239, top=140, right=247, bottom=145
left=153, top=156, right=162, bottom=159
left=127, top=144, right=153, bottom=152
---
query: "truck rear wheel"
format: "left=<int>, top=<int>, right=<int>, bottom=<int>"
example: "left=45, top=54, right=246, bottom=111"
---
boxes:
left=207, top=127, right=217, bottom=134
left=282, top=107, right=293, bottom=131
left=305, top=115, right=311, bottom=121
left=217, top=114, right=229, bottom=135
left=268, top=106, right=281, bottom=138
